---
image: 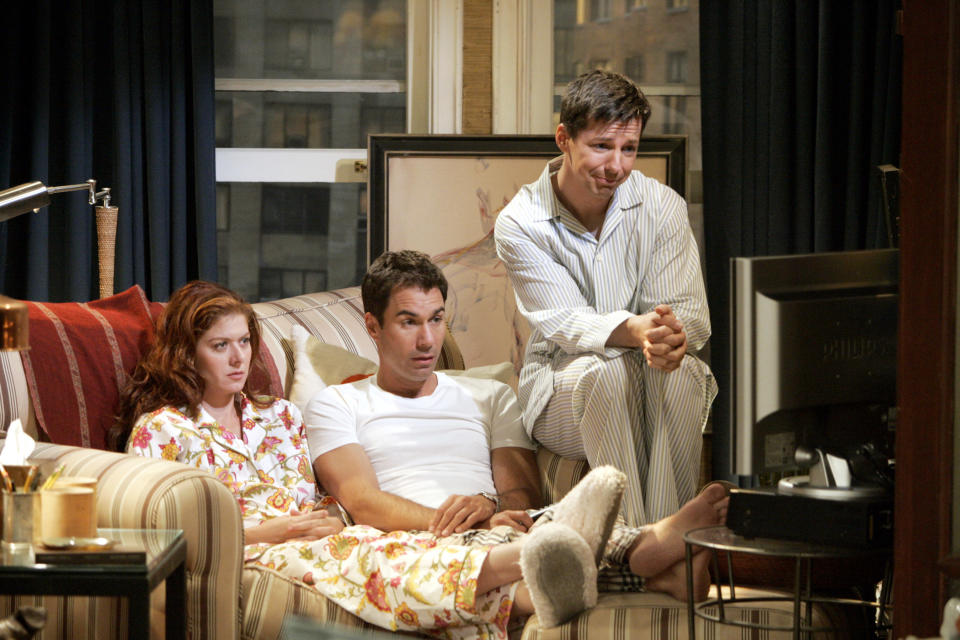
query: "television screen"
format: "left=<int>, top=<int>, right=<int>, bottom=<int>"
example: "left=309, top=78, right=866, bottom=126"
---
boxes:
left=730, top=249, right=898, bottom=479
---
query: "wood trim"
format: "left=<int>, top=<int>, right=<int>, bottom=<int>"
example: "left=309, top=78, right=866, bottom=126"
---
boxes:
left=406, top=0, right=429, bottom=133
left=407, top=0, right=463, bottom=134
left=491, top=0, right=554, bottom=134
left=462, top=0, right=492, bottom=134
left=429, top=0, right=463, bottom=133
left=895, top=1, right=959, bottom=637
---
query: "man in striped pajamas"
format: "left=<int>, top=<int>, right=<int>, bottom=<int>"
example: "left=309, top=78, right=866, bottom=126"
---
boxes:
left=494, top=70, right=717, bottom=527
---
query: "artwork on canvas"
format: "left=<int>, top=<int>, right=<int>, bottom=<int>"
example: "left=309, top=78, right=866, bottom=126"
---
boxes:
left=368, top=135, right=686, bottom=387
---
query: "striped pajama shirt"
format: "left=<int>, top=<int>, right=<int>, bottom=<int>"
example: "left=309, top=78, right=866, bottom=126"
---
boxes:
left=494, top=157, right=717, bottom=526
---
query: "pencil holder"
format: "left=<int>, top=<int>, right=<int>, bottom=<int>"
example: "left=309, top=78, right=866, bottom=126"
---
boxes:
left=2, top=490, right=40, bottom=564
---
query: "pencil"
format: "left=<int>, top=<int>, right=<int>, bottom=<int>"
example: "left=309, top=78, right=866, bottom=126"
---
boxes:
left=22, top=466, right=37, bottom=492
left=40, top=464, right=65, bottom=491
left=0, top=466, right=13, bottom=492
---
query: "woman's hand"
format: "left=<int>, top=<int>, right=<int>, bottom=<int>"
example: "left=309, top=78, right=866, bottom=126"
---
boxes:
left=245, top=508, right=345, bottom=545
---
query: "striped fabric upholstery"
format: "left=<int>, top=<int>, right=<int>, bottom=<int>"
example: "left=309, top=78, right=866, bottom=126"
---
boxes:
left=535, top=446, right=589, bottom=505
left=0, top=350, right=37, bottom=440
left=241, top=566, right=368, bottom=639
left=520, top=590, right=852, bottom=640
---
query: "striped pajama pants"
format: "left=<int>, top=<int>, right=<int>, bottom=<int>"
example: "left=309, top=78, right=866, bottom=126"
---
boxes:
left=532, top=351, right=717, bottom=526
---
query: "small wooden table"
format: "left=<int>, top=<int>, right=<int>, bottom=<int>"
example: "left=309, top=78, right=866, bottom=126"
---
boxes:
left=0, top=528, right=186, bottom=640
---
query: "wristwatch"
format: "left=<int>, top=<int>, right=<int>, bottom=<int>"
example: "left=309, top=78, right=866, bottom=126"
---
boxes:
left=477, top=491, right=501, bottom=513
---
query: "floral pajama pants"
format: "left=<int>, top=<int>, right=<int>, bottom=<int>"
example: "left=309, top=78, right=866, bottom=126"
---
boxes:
left=246, top=524, right=526, bottom=639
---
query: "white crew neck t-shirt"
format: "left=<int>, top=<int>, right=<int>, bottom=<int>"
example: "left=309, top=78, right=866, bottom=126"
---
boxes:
left=304, top=372, right=535, bottom=509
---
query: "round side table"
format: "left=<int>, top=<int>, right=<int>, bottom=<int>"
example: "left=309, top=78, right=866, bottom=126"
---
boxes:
left=683, top=525, right=892, bottom=640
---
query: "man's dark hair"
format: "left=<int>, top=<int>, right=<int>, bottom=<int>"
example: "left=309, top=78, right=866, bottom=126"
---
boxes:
left=560, top=70, right=652, bottom=139
left=362, top=250, right=448, bottom=324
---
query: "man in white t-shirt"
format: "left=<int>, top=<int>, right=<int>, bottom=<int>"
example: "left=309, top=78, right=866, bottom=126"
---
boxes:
left=306, top=250, right=542, bottom=536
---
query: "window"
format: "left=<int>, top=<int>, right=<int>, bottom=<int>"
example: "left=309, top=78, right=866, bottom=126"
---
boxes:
left=666, top=0, right=689, bottom=12
left=625, top=54, right=645, bottom=83
left=264, top=19, right=333, bottom=74
left=666, top=50, right=688, bottom=83
left=263, top=102, right=331, bottom=148
left=590, top=0, right=611, bottom=21
left=661, top=95, right=687, bottom=135
left=214, top=0, right=407, bottom=302
left=261, top=186, right=330, bottom=235
left=555, top=28, right=577, bottom=82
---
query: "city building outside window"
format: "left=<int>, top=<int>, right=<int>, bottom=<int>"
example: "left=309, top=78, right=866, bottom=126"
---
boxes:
left=625, top=53, right=645, bottom=83
left=214, top=0, right=406, bottom=302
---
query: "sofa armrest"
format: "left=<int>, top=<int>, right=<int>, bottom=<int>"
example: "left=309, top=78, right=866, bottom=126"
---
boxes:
left=30, top=442, right=244, bottom=640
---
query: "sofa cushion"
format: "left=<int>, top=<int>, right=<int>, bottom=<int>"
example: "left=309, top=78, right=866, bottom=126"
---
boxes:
left=20, top=286, right=163, bottom=449
left=252, top=289, right=383, bottom=397
left=290, top=325, right=378, bottom=385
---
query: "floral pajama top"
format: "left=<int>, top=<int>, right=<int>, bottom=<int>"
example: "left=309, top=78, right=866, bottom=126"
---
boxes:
left=126, top=394, right=516, bottom=639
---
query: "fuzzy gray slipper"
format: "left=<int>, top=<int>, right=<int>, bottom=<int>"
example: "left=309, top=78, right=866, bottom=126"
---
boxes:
left=520, top=521, right=597, bottom=628
left=551, top=465, right=626, bottom=563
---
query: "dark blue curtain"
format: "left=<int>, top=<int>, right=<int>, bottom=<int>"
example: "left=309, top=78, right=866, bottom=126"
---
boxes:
left=0, top=0, right=217, bottom=302
left=700, top=1, right=902, bottom=479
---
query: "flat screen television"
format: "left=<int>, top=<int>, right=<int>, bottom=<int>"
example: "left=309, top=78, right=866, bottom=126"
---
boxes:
left=730, top=248, right=899, bottom=481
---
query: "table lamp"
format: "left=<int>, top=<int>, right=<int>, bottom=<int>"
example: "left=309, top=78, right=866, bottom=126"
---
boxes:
left=0, top=179, right=117, bottom=310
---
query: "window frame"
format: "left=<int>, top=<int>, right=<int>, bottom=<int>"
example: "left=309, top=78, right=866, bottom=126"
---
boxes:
left=491, top=0, right=554, bottom=134
left=214, top=0, right=463, bottom=185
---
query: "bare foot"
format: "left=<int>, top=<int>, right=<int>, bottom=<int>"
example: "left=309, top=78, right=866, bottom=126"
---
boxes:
left=645, top=553, right=711, bottom=602
left=628, top=483, right=728, bottom=578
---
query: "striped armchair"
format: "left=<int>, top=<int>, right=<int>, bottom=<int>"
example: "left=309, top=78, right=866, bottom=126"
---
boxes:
left=0, top=287, right=853, bottom=639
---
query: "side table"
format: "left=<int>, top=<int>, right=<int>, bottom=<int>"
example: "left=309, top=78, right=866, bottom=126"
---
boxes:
left=0, top=528, right=186, bottom=640
left=683, top=525, right=892, bottom=640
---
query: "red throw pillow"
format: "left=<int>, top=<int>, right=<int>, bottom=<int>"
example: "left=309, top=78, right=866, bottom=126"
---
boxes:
left=21, top=286, right=163, bottom=449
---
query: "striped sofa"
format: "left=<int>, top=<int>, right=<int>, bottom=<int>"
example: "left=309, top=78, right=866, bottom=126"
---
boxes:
left=0, top=287, right=853, bottom=639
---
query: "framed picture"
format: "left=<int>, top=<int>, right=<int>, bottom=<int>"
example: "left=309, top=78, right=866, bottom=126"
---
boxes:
left=367, top=134, right=686, bottom=378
